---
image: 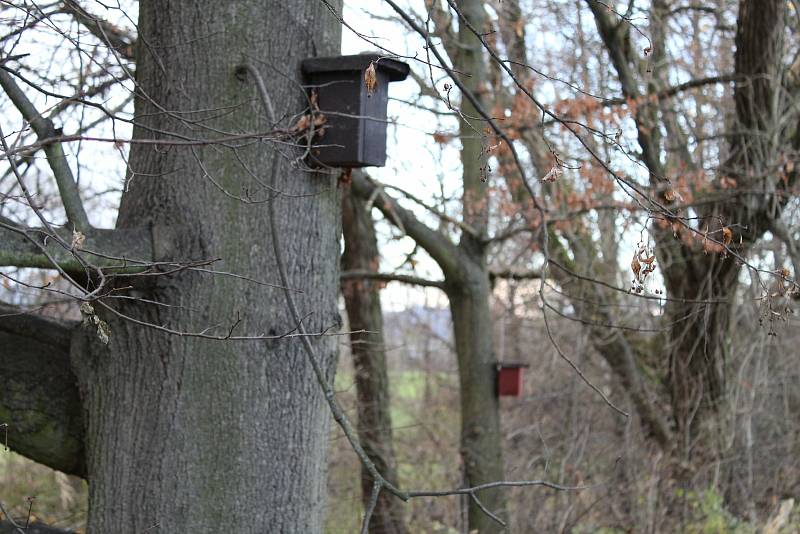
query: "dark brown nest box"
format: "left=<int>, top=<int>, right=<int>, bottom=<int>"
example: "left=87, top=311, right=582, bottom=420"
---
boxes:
left=496, top=363, right=530, bottom=397
left=301, top=54, right=409, bottom=168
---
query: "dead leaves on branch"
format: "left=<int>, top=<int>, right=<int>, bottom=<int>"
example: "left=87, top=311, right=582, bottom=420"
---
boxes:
left=540, top=163, right=562, bottom=183
left=541, top=152, right=567, bottom=183
left=71, top=230, right=85, bottom=250
left=663, top=188, right=684, bottom=203
left=80, top=302, right=110, bottom=345
left=759, top=268, right=798, bottom=336
left=630, top=242, right=659, bottom=294
left=289, top=113, right=326, bottom=136
left=290, top=89, right=326, bottom=140
left=364, top=61, right=377, bottom=97
left=701, top=225, right=735, bottom=256
left=722, top=227, right=733, bottom=247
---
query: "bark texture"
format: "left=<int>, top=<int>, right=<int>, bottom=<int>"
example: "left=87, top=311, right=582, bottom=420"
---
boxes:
left=341, top=190, right=406, bottom=534
left=0, top=304, right=85, bottom=477
left=67, top=2, right=343, bottom=532
left=445, top=270, right=505, bottom=532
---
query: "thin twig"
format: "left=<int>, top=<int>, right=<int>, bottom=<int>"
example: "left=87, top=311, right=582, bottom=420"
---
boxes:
left=360, top=481, right=382, bottom=534
left=0, top=500, right=26, bottom=534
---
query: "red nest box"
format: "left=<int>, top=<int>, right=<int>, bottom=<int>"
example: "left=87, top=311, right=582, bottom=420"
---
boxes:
left=496, top=363, right=529, bottom=397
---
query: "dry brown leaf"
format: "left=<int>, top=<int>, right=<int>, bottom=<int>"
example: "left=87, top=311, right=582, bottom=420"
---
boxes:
left=664, top=189, right=684, bottom=203
left=541, top=164, right=562, bottom=183
left=291, top=114, right=310, bottom=133
left=631, top=254, right=641, bottom=279
left=722, top=227, right=733, bottom=246
left=71, top=230, right=86, bottom=250
left=290, top=113, right=326, bottom=136
left=432, top=132, right=451, bottom=144
left=364, top=62, right=377, bottom=97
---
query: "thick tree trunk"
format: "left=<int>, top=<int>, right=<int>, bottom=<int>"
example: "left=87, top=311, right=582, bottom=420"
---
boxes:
left=341, top=190, right=406, bottom=534
left=661, top=0, right=786, bottom=459
left=662, top=253, right=738, bottom=457
left=447, top=266, right=506, bottom=533
left=69, top=2, right=343, bottom=532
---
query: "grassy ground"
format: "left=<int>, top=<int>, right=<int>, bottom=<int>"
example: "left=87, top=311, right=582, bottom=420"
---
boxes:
left=0, top=449, right=87, bottom=532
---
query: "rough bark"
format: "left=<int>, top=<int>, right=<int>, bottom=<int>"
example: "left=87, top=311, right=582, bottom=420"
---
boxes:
left=661, top=254, right=738, bottom=454
left=341, top=190, right=406, bottom=534
left=64, top=2, right=343, bottom=532
left=0, top=303, right=85, bottom=477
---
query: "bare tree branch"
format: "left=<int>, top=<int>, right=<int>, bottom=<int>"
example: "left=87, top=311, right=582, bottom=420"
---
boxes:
left=350, top=171, right=464, bottom=279
left=62, top=0, right=135, bottom=61
left=0, top=69, right=91, bottom=231
left=341, top=269, right=445, bottom=289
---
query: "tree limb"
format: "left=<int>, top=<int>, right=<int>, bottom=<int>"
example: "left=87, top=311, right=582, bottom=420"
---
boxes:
left=0, top=69, right=90, bottom=231
left=0, top=219, right=156, bottom=274
left=341, top=269, right=445, bottom=289
left=489, top=268, right=542, bottom=283
left=585, top=0, right=666, bottom=183
left=62, top=0, right=135, bottom=61
left=350, top=171, right=464, bottom=279
left=0, top=302, right=85, bottom=478
left=600, top=74, right=737, bottom=107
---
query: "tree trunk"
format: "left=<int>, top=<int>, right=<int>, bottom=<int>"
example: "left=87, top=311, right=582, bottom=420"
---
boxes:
left=341, top=189, right=406, bottom=534
left=447, top=265, right=506, bottom=533
left=661, top=0, right=786, bottom=460
left=348, top=166, right=507, bottom=533
left=663, top=253, right=739, bottom=458
left=451, top=1, right=507, bottom=531
left=70, top=2, right=343, bottom=532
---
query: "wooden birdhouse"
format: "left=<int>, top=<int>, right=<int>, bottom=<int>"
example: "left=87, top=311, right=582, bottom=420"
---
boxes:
left=300, top=53, right=409, bottom=168
left=496, top=363, right=529, bottom=397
